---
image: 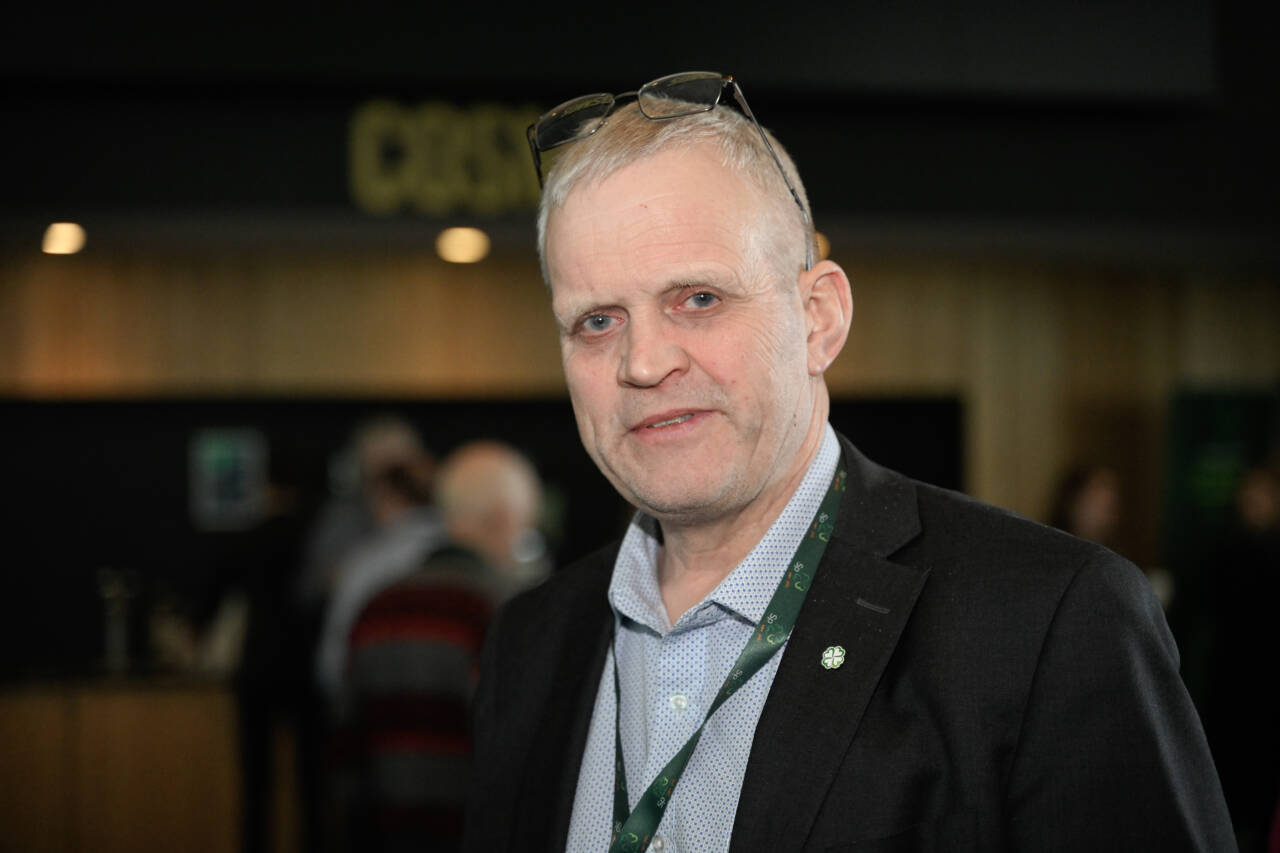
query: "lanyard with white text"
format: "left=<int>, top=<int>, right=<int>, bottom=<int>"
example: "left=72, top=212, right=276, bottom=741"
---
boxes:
left=609, top=457, right=848, bottom=853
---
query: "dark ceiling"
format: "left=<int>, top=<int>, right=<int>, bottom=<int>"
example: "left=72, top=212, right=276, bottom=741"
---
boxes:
left=3, top=1, right=1276, bottom=264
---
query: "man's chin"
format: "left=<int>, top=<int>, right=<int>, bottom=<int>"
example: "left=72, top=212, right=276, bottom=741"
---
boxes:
left=624, top=481, right=740, bottom=525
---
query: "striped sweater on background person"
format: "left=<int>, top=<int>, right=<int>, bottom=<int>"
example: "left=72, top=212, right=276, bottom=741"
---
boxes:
left=340, top=545, right=495, bottom=852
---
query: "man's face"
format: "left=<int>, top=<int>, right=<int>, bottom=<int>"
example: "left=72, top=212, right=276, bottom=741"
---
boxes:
left=545, top=144, right=818, bottom=525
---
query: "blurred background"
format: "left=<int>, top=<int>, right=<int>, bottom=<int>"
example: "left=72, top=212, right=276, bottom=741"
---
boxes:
left=2, top=2, right=1277, bottom=851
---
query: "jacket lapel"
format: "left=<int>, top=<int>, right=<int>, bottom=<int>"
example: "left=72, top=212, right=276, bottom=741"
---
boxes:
left=544, top=549, right=617, bottom=852
left=730, top=436, right=930, bottom=853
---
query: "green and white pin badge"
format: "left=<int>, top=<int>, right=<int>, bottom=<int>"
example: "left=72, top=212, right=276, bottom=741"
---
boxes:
left=821, top=645, right=846, bottom=670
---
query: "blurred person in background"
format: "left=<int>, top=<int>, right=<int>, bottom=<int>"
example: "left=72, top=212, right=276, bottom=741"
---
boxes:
left=301, top=416, right=440, bottom=849
left=1047, top=463, right=1175, bottom=607
left=151, top=443, right=324, bottom=853
left=431, top=439, right=550, bottom=601
left=227, top=446, right=321, bottom=853
left=299, top=415, right=437, bottom=613
left=1048, top=464, right=1122, bottom=549
left=1203, top=465, right=1280, bottom=852
left=339, top=440, right=547, bottom=852
left=314, top=451, right=442, bottom=710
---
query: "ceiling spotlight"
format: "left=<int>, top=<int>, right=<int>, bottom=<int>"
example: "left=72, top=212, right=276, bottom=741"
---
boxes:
left=436, top=227, right=490, bottom=264
left=43, top=222, right=86, bottom=255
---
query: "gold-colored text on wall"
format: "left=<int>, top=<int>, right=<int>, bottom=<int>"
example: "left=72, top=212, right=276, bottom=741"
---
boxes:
left=349, top=100, right=542, bottom=217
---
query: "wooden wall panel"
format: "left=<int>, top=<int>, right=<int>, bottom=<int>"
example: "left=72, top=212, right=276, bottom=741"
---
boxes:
left=0, top=261, right=30, bottom=391
left=2, top=246, right=1277, bottom=561
left=965, top=266, right=1070, bottom=520
left=1, top=250, right=566, bottom=397
left=827, top=257, right=970, bottom=394
left=1059, top=273, right=1178, bottom=560
left=0, top=684, right=240, bottom=853
left=1177, top=275, right=1280, bottom=386
left=73, top=685, right=238, bottom=853
left=0, top=688, right=74, bottom=853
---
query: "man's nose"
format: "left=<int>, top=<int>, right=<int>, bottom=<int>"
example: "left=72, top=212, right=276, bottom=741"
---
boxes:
left=617, top=315, right=688, bottom=388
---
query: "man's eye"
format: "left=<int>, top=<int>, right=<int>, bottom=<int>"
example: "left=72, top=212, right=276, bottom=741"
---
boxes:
left=582, top=314, right=615, bottom=333
left=684, top=291, right=719, bottom=309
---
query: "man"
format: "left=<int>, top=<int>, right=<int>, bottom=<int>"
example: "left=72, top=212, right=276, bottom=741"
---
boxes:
left=465, top=72, right=1233, bottom=852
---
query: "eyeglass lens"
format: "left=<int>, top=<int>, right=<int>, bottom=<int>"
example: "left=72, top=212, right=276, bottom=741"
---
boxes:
left=638, top=73, right=724, bottom=119
left=535, top=93, right=616, bottom=151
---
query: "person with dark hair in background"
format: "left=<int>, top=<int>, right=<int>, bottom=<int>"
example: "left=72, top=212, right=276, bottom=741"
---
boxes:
left=464, top=72, right=1233, bottom=851
left=1047, top=463, right=1175, bottom=608
left=312, top=453, right=443, bottom=850
left=315, top=458, right=442, bottom=710
left=208, top=445, right=324, bottom=853
left=1048, top=464, right=1122, bottom=549
left=300, top=415, right=438, bottom=618
left=1203, top=466, right=1280, bottom=852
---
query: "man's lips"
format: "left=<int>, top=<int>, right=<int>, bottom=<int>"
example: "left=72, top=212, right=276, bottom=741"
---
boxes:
left=630, top=409, right=706, bottom=431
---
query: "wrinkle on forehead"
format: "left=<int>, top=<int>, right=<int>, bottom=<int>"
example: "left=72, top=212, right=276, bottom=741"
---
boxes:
left=545, top=145, right=779, bottom=304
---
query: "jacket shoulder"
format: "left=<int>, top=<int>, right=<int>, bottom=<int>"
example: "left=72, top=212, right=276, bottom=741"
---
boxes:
left=835, top=436, right=1158, bottom=640
left=882, top=472, right=1167, bottom=676
left=908, top=476, right=1146, bottom=589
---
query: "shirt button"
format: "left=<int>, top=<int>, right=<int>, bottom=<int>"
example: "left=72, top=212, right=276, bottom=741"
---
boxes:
left=650, top=835, right=666, bottom=851
left=668, top=693, right=688, bottom=712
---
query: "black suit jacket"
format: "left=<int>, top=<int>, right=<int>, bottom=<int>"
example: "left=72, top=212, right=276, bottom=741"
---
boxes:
left=464, top=435, right=1234, bottom=851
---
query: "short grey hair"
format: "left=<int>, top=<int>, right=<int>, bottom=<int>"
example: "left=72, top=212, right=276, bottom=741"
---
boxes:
left=535, top=98, right=816, bottom=287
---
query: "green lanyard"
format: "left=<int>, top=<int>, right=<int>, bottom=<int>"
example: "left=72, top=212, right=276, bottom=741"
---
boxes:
left=609, top=457, right=848, bottom=853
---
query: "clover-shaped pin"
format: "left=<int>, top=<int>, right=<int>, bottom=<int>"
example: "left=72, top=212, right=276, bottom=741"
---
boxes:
left=821, top=645, right=847, bottom=670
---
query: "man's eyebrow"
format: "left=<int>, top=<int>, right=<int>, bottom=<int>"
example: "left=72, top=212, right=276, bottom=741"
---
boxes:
left=555, top=297, right=610, bottom=319
left=664, top=277, right=718, bottom=292
left=553, top=298, right=617, bottom=331
left=664, top=271, right=749, bottom=297
left=662, top=264, right=742, bottom=289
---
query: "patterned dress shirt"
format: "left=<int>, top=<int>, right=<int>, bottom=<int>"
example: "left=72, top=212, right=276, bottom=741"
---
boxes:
left=566, top=424, right=840, bottom=853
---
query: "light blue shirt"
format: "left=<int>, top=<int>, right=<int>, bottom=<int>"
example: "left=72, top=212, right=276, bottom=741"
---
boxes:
left=566, top=424, right=840, bottom=853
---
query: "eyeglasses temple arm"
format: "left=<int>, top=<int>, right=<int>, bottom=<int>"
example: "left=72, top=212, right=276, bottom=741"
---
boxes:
left=727, top=81, right=814, bottom=270
left=526, top=123, right=545, bottom=188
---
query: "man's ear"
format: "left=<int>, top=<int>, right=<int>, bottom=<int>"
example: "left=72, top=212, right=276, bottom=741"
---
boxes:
left=800, top=259, right=853, bottom=376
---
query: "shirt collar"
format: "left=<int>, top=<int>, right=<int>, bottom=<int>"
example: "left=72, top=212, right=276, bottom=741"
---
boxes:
left=608, top=423, right=841, bottom=635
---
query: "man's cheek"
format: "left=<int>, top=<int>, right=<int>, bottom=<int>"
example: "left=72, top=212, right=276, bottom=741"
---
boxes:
left=568, top=395, right=604, bottom=453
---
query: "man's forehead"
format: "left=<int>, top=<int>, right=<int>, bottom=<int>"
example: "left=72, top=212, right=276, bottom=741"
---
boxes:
left=547, top=146, right=760, bottom=260
left=555, top=144, right=754, bottom=223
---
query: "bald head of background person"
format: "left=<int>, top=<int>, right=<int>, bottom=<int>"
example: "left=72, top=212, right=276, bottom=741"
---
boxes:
left=434, top=441, right=545, bottom=587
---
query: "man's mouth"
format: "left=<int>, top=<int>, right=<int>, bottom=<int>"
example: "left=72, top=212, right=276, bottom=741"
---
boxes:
left=647, top=414, right=693, bottom=429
